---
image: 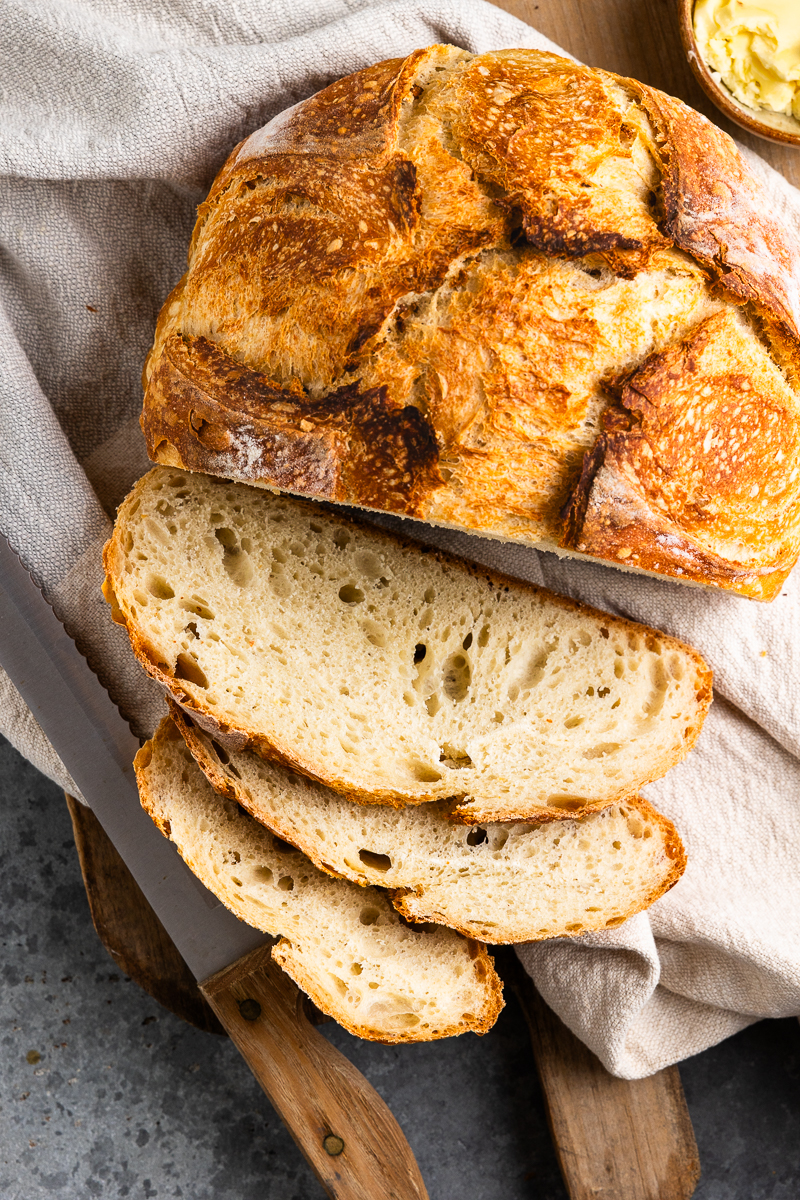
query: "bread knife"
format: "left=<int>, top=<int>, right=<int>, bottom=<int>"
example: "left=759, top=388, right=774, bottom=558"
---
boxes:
left=0, top=533, right=428, bottom=1200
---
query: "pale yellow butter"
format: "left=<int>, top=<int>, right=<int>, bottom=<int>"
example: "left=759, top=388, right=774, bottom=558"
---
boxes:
left=693, top=0, right=800, bottom=120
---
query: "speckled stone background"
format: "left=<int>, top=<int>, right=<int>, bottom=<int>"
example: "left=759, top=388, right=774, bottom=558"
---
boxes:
left=1, top=731, right=799, bottom=1200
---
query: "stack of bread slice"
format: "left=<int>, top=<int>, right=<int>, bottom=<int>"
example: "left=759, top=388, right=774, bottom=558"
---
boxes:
left=106, top=466, right=712, bottom=1041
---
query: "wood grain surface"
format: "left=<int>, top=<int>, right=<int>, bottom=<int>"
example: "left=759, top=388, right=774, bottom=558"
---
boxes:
left=508, top=956, right=700, bottom=1200
left=201, top=944, right=430, bottom=1200
left=66, top=794, right=225, bottom=1035
left=489, top=0, right=800, bottom=187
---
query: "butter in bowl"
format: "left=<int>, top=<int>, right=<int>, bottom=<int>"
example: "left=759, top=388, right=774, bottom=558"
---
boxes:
left=678, top=0, right=800, bottom=145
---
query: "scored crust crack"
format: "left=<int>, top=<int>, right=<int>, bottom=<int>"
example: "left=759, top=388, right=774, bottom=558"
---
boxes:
left=141, top=45, right=800, bottom=600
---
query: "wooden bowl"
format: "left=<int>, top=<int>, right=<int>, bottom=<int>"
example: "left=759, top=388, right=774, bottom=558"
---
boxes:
left=677, top=0, right=800, bottom=147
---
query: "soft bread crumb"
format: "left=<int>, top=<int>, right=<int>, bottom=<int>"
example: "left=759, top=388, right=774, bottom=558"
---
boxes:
left=173, top=708, right=687, bottom=943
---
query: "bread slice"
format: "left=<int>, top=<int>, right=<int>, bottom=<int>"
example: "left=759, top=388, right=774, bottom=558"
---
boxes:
left=135, top=718, right=503, bottom=1042
left=172, top=705, right=687, bottom=943
left=105, top=467, right=712, bottom=823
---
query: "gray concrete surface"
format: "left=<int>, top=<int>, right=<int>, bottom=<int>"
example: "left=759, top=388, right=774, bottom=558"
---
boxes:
left=1, top=731, right=798, bottom=1199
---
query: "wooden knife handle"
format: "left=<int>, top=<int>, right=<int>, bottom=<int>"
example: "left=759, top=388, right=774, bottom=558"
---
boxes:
left=200, top=943, right=429, bottom=1200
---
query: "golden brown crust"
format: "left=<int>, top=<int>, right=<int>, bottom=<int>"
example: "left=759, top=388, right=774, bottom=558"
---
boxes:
left=561, top=310, right=800, bottom=599
left=143, top=332, right=441, bottom=513
left=142, top=46, right=800, bottom=601
left=630, top=82, right=800, bottom=342
left=104, top=478, right=713, bottom=823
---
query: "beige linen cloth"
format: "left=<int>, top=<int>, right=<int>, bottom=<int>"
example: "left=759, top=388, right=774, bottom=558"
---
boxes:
left=1, top=0, right=798, bottom=1079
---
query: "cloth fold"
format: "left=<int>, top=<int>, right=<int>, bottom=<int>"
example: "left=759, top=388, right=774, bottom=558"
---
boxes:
left=2, top=0, right=798, bottom=1078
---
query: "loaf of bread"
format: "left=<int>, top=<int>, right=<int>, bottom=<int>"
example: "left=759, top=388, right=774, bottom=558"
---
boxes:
left=171, top=704, right=686, bottom=943
left=135, top=717, right=503, bottom=1041
left=104, top=468, right=711, bottom=823
left=141, top=45, right=800, bottom=601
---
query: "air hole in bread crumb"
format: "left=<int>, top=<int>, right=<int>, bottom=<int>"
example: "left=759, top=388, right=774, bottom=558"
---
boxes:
left=392, top=1014, right=421, bottom=1028
left=440, top=745, right=472, bottom=769
left=564, top=715, right=584, bottom=728
left=339, top=584, right=364, bottom=604
left=462, top=631, right=473, bottom=650
left=466, top=828, right=487, bottom=846
left=410, top=762, right=442, bottom=783
left=210, top=740, right=230, bottom=765
left=333, top=529, right=351, bottom=549
left=174, top=654, right=208, bottom=689
left=361, top=619, right=387, bottom=648
left=547, top=795, right=586, bottom=811
left=359, top=906, right=381, bottom=925
left=277, top=876, right=294, bottom=891
left=358, top=850, right=392, bottom=872
left=442, top=654, right=470, bottom=702
left=669, top=654, right=685, bottom=680
left=148, top=575, right=175, bottom=600
left=224, top=549, right=255, bottom=588
left=350, top=962, right=363, bottom=975
left=425, top=694, right=440, bottom=718
left=354, top=550, right=383, bottom=579
left=583, top=742, right=620, bottom=759
left=181, top=599, right=215, bottom=620
left=413, top=643, right=427, bottom=664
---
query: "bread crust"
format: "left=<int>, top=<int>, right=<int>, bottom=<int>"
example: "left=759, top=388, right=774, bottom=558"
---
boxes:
left=103, top=474, right=712, bottom=824
left=142, top=47, right=800, bottom=600
left=561, top=310, right=800, bottom=598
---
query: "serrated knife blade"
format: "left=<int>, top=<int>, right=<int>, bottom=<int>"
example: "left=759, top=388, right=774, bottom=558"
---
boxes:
left=0, top=532, right=266, bottom=978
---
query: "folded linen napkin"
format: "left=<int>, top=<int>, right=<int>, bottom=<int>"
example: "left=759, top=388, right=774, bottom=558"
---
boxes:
left=1, top=0, right=798, bottom=1079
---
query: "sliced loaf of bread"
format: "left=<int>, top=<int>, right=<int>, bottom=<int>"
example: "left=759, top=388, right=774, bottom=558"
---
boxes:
left=135, top=718, right=503, bottom=1042
left=173, top=705, right=686, bottom=943
left=106, top=467, right=712, bottom=823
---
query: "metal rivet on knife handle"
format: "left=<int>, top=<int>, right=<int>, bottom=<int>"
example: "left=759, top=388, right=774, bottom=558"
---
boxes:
left=323, top=1134, right=345, bottom=1157
left=238, top=998, right=261, bottom=1021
